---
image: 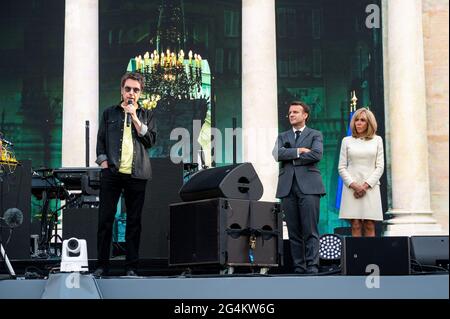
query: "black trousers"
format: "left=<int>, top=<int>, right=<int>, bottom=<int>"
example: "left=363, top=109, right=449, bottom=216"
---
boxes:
left=282, top=179, right=320, bottom=272
left=97, top=168, right=147, bottom=270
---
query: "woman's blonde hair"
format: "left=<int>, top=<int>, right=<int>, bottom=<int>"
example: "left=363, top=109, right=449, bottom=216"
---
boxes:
left=350, top=108, right=377, bottom=139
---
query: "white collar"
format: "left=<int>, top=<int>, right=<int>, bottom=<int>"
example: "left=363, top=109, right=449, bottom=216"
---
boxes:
left=292, top=125, right=306, bottom=134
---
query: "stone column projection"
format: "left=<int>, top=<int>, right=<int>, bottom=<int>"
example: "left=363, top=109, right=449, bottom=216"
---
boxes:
left=62, top=0, right=99, bottom=167
left=383, top=0, right=441, bottom=235
left=242, top=0, right=278, bottom=201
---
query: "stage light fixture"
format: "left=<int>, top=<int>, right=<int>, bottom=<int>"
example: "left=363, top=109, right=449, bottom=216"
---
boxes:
left=319, top=234, right=342, bottom=262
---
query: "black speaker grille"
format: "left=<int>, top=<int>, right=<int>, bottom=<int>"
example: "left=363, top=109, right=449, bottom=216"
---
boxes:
left=410, top=236, right=449, bottom=266
left=169, top=199, right=220, bottom=265
left=342, top=237, right=410, bottom=275
left=62, top=208, right=98, bottom=259
left=0, top=160, right=31, bottom=260
left=169, top=198, right=282, bottom=267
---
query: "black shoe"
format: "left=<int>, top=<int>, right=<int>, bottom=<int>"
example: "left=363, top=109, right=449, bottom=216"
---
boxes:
left=294, top=268, right=306, bottom=274
left=306, top=266, right=319, bottom=274
left=125, top=269, right=138, bottom=277
left=93, top=267, right=108, bottom=277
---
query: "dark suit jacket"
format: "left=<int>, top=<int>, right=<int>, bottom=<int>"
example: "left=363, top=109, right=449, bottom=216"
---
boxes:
left=272, top=127, right=326, bottom=198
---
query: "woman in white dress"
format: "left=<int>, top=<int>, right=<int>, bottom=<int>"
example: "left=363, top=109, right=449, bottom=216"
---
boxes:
left=338, top=108, right=384, bottom=237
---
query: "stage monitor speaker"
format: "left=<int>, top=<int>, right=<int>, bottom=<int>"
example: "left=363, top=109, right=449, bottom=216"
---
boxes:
left=410, top=236, right=449, bottom=267
left=0, top=160, right=31, bottom=260
left=62, top=208, right=98, bottom=259
left=140, top=158, right=183, bottom=259
left=169, top=198, right=282, bottom=268
left=342, top=237, right=410, bottom=275
left=178, top=163, right=264, bottom=202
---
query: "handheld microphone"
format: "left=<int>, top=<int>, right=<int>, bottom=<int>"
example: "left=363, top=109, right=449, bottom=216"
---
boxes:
left=198, top=149, right=207, bottom=170
left=127, top=100, right=133, bottom=127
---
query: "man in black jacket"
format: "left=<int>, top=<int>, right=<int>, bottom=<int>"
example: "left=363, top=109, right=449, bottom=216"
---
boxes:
left=94, top=72, right=156, bottom=277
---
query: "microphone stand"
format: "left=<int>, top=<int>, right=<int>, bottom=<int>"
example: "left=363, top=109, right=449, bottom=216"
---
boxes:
left=0, top=174, right=16, bottom=277
left=232, top=117, right=237, bottom=165
left=0, top=243, right=16, bottom=278
left=0, top=223, right=16, bottom=278
left=85, top=120, right=90, bottom=167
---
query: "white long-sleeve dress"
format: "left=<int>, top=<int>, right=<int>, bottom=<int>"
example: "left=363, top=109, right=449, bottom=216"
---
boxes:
left=338, top=135, right=384, bottom=221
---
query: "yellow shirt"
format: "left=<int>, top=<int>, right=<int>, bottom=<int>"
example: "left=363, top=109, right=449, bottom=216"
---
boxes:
left=119, top=112, right=133, bottom=174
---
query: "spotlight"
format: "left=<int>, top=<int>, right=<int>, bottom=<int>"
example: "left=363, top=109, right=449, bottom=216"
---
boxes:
left=60, top=237, right=89, bottom=272
left=319, top=234, right=342, bottom=265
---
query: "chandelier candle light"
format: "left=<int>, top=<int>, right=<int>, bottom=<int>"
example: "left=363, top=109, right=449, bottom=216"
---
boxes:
left=133, top=49, right=203, bottom=109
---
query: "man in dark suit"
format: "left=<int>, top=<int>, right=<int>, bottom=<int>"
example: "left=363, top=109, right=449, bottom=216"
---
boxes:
left=272, top=101, right=325, bottom=274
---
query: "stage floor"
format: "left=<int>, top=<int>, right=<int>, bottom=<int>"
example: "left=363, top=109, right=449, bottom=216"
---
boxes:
left=0, top=273, right=448, bottom=299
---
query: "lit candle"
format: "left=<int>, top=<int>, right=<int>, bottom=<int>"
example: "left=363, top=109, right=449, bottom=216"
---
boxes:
left=144, top=51, right=150, bottom=70
left=166, top=49, right=170, bottom=66
left=133, top=56, right=138, bottom=71
left=194, top=54, right=199, bottom=68
left=138, top=55, right=143, bottom=71
left=153, top=50, right=158, bottom=67
left=188, top=50, right=193, bottom=65
left=178, top=50, right=184, bottom=65
left=135, top=55, right=140, bottom=71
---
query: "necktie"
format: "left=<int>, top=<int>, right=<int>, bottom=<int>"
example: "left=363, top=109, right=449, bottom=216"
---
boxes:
left=295, top=130, right=301, bottom=142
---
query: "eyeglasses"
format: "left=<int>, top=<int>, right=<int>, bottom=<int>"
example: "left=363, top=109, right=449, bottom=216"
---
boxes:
left=123, top=86, right=141, bottom=94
